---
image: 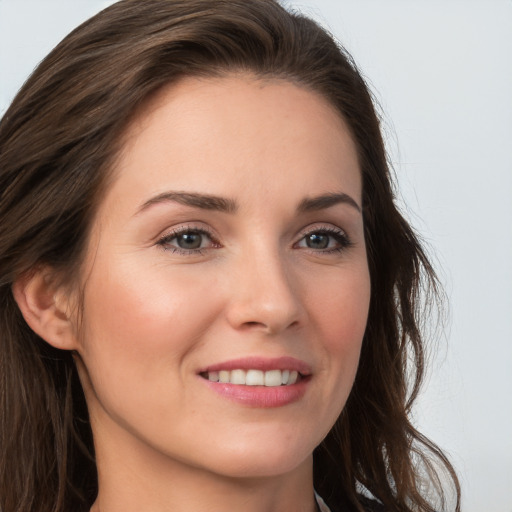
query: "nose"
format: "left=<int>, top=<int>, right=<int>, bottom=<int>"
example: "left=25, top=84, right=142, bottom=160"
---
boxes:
left=225, top=246, right=304, bottom=335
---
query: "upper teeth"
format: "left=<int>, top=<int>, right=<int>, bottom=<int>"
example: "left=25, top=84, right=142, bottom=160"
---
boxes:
left=206, top=369, right=299, bottom=386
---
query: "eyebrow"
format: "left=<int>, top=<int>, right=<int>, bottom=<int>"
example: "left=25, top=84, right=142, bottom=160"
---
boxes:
left=298, top=192, right=361, bottom=213
left=135, top=191, right=238, bottom=215
left=135, top=190, right=361, bottom=216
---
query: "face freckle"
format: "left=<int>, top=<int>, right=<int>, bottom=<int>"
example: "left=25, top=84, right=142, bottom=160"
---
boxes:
left=73, top=74, right=371, bottom=481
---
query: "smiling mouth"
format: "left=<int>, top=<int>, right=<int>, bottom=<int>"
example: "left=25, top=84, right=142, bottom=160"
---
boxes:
left=200, top=369, right=303, bottom=387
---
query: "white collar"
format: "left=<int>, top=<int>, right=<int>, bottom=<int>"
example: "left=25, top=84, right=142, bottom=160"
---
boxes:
left=314, top=491, right=332, bottom=512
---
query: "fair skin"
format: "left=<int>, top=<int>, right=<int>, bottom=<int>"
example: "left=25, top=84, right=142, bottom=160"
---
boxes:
left=15, top=75, right=370, bottom=512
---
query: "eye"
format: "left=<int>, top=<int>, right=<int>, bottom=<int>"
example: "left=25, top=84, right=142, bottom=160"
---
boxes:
left=295, top=227, right=352, bottom=253
left=156, top=227, right=219, bottom=254
left=173, top=231, right=204, bottom=250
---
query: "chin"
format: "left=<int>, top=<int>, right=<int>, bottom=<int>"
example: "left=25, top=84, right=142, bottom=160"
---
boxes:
left=191, top=434, right=315, bottom=479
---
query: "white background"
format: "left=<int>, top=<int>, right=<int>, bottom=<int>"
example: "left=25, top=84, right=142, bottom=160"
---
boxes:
left=1, top=1, right=511, bottom=511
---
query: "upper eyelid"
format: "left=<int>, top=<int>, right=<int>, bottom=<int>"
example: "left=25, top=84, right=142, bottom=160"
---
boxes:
left=156, top=223, right=217, bottom=242
left=296, top=223, right=347, bottom=237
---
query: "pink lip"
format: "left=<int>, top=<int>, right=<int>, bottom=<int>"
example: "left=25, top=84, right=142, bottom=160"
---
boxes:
left=202, top=379, right=309, bottom=408
left=197, top=356, right=312, bottom=408
left=198, top=356, right=312, bottom=375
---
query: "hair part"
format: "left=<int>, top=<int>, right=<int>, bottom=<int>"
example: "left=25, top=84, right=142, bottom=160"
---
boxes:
left=0, top=1, right=460, bottom=511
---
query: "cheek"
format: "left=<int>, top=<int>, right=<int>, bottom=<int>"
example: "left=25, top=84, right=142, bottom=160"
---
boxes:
left=75, top=260, right=229, bottom=442
left=285, top=263, right=370, bottom=444
left=309, top=264, right=370, bottom=348
left=304, top=263, right=370, bottom=398
left=77, top=259, right=222, bottom=384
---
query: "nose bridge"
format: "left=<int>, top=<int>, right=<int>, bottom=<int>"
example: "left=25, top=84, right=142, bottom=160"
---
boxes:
left=226, top=237, right=302, bottom=334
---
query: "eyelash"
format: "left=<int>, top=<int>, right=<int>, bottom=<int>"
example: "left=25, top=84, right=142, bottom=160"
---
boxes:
left=295, top=226, right=353, bottom=254
left=156, top=225, right=352, bottom=255
left=156, top=225, right=219, bottom=255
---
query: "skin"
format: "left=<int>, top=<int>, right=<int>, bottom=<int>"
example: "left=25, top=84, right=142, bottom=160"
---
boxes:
left=65, top=75, right=371, bottom=512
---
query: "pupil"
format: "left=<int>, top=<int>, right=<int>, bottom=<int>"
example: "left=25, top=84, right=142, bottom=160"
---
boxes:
left=178, top=232, right=202, bottom=249
left=307, top=233, right=329, bottom=249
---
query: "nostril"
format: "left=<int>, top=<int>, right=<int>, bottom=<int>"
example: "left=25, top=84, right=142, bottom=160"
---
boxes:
left=239, top=319, right=300, bottom=334
left=241, top=321, right=266, bottom=330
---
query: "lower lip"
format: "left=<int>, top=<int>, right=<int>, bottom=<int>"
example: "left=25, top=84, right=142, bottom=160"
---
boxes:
left=201, top=378, right=309, bottom=408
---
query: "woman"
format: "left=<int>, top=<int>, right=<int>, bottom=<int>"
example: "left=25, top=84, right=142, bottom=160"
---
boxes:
left=0, top=1, right=460, bottom=511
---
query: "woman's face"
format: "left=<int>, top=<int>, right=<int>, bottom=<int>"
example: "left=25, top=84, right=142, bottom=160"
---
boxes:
left=74, top=75, right=370, bottom=479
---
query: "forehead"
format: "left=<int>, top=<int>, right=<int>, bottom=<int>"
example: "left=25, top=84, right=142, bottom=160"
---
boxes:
left=99, top=74, right=361, bottom=221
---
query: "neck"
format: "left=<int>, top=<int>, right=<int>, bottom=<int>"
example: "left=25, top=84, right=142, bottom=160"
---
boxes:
left=92, top=459, right=317, bottom=512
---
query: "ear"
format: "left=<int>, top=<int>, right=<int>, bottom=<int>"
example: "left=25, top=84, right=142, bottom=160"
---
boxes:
left=12, top=268, right=80, bottom=351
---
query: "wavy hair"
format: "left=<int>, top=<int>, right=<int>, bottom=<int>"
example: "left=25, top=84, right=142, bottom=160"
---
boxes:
left=0, top=1, right=460, bottom=511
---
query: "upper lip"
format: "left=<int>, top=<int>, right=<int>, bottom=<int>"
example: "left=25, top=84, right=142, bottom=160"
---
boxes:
left=198, top=356, right=312, bottom=375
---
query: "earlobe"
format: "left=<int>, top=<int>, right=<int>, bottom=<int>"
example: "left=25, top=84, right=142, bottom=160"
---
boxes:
left=12, top=268, right=79, bottom=351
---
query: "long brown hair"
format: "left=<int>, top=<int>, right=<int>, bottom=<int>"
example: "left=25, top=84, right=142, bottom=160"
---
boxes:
left=0, top=1, right=460, bottom=511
